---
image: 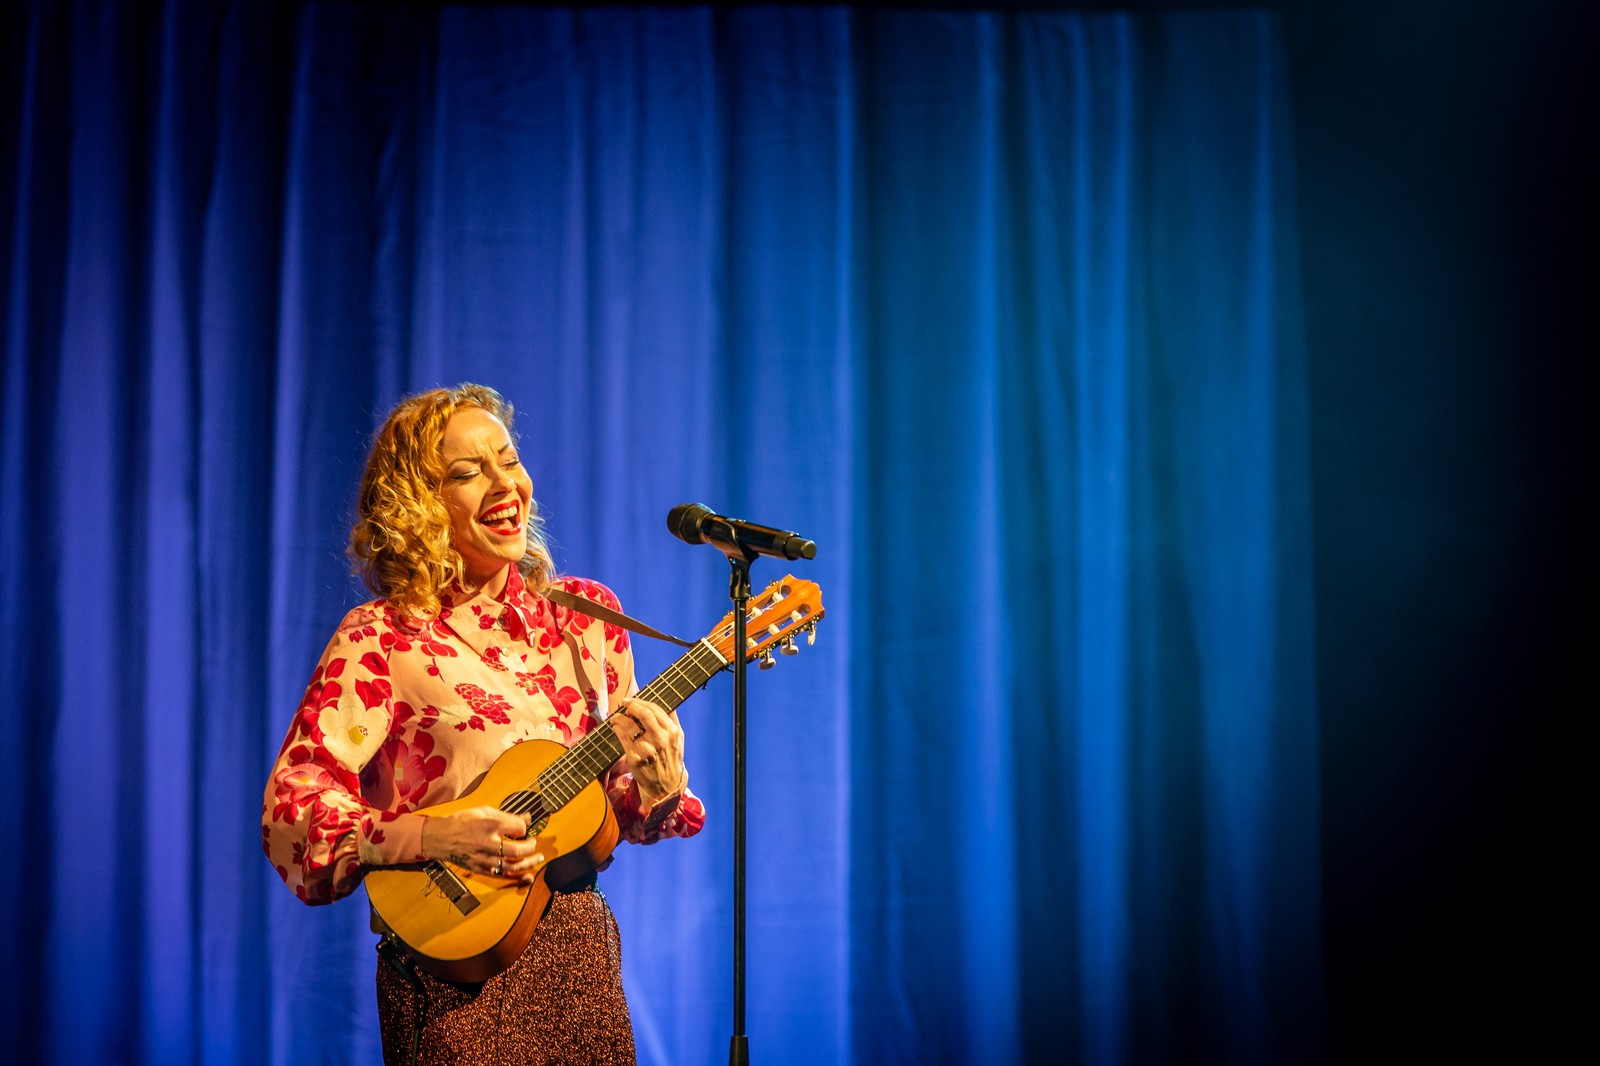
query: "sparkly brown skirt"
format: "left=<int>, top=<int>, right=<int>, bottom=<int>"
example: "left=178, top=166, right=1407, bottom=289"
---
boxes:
left=376, top=888, right=637, bottom=1066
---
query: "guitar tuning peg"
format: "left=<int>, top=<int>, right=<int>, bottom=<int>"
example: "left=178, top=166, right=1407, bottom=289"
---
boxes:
left=806, top=627, right=816, bottom=646
left=758, top=651, right=777, bottom=670
left=780, top=637, right=798, bottom=656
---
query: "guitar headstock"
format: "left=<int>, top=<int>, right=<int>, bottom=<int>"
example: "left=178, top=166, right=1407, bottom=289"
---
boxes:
left=708, top=576, right=825, bottom=668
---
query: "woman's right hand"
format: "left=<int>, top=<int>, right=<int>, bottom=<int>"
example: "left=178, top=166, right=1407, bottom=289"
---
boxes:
left=420, top=806, right=545, bottom=883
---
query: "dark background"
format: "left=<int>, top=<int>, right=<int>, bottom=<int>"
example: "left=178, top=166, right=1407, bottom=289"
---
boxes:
left=1280, top=0, right=1590, bottom=1057
left=986, top=0, right=1590, bottom=1055
left=879, top=0, right=1592, bottom=1052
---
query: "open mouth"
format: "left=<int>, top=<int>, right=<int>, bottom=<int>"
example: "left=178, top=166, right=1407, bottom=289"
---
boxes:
left=479, top=500, right=522, bottom=535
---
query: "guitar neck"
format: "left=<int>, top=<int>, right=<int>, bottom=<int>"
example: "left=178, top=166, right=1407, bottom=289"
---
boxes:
left=533, top=638, right=728, bottom=810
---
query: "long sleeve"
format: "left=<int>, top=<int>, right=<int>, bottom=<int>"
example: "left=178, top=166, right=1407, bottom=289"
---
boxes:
left=261, top=610, right=428, bottom=905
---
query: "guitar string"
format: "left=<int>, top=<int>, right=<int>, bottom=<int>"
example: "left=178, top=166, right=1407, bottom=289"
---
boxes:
left=487, top=591, right=811, bottom=821
left=521, top=642, right=726, bottom=805
left=497, top=670, right=699, bottom=819
left=494, top=639, right=730, bottom=818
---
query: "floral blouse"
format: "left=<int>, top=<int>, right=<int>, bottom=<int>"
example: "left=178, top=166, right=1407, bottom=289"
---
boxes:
left=262, top=567, right=705, bottom=905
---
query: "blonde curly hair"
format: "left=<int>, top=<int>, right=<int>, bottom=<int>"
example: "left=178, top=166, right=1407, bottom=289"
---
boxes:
left=349, top=383, right=552, bottom=619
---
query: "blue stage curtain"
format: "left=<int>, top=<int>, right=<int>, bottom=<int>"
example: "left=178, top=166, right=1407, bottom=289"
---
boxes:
left=0, top=4, right=1322, bottom=1063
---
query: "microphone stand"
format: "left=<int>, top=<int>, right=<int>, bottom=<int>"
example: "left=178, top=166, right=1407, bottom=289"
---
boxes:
left=669, top=504, right=813, bottom=1063
left=717, top=546, right=757, bottom=1066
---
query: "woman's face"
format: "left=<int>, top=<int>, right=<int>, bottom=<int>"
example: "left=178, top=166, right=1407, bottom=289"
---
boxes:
left=439, top=407, right=534, bottom=590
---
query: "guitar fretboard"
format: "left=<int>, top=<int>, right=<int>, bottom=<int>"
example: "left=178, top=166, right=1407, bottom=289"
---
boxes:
left=513, top=637, right=728, bottom=817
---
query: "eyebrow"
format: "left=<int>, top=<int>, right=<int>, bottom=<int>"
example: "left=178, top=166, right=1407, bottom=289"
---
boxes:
left=443, top=443, right=515, bottom=465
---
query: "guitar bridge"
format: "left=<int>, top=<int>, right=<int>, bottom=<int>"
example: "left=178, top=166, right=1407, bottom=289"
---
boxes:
left=424, top=861, right=480, bottom=915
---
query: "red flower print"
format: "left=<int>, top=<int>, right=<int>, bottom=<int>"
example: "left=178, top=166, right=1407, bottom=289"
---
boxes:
left=379, top=629, right=413, bottom=656
left=608, top=625, right=630, bottom=654
left=512, top=666, right=584, bottom=724
left=341, top=606, right=382, bottom=645
left=515, top=666, right=559, bottom=704
left=503, top=607, right=530, bottom=643
left=294, top=660, right=346, bottom=743
left=392, top=701, right=441, bottom=731
left=345, top=623, right=377, bottom=645
left=355, top=676, right=392, bottom=710
left=454, top=683, right=513, bottom=725
left=271, top=766, right=342, bottom=825
left=386, top=732, right=446, bottom=805
left=532, top=617, right=564, bottom=655
left=560, top=603, right=594, bottom=636
left=382, top=602, right=427, bottom=639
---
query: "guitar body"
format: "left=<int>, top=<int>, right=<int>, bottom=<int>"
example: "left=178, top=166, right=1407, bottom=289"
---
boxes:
left=361, top=577, right=823, bottom=983
left=364, top=738, right=619, bottom=983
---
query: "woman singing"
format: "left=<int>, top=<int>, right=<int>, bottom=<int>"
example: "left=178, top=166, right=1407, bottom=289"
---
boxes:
left=262, top=383, right=703, bottom=1063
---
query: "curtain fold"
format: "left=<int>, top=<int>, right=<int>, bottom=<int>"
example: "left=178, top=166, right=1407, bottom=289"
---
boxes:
left=0, top=4, right=1322, bottom=1063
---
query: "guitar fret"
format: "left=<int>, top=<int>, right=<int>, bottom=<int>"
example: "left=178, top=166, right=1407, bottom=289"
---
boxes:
left=525, top=639, right=727, bottom=811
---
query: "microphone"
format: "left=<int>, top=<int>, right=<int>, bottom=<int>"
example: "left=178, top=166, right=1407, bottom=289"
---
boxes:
left=667, top=503, right=817, bottom=561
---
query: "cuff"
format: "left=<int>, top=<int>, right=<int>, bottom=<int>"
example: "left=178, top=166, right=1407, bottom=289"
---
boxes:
left=357, top=809, right=429, bottom=867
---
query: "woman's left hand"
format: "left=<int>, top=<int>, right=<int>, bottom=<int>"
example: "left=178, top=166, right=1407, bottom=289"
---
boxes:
left=608, top=697, right=687, bottom=809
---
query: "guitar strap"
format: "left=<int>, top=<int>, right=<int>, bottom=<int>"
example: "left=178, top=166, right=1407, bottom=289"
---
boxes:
left=541, top=585, right=696, bottom=648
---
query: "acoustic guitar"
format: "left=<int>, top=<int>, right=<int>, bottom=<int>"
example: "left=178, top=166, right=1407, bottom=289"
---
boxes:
left=363, top=576, right=824, bottom=982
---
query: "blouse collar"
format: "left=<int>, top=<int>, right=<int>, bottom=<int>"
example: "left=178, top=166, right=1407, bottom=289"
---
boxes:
left=439, top=565, right=537, bottom=647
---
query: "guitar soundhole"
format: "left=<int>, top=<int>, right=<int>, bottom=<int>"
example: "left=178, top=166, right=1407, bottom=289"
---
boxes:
left=506, top=790, right=548, bottom=836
